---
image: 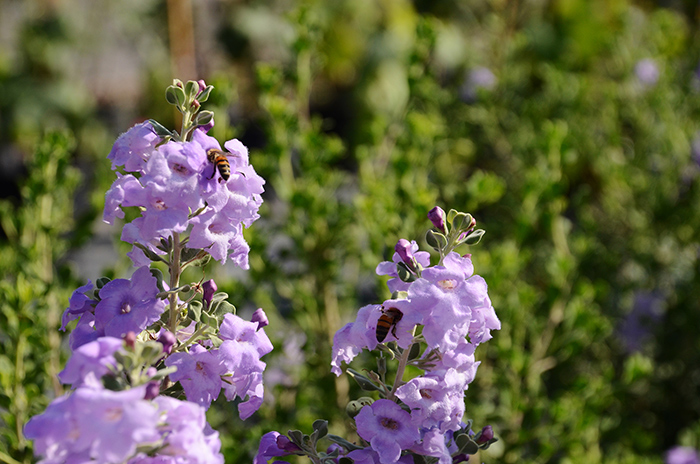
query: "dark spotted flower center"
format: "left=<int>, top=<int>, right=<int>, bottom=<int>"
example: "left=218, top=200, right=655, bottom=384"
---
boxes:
left=380, top=417, right=399, bottom=430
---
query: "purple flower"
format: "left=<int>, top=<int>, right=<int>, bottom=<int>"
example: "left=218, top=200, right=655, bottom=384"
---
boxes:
left=635, top=59, right=660, bottom=86
left=165, top=344, right=226, bottom=409
left=666, top=447, right=700, bottom=464
left=94, top=266, right=166, bottom=338
left=61, top=280, right=98, bottom=330
left=150, top=396, right=224, bottom=464
left=395, top=239, right=416, bottom=270
left=25, top=384, right=161, bottom=464
left=395, top=370, right=466, bottom=432
left=618, top=291, right=665, bottom=353
left=217, top=314, right=273, bottom=418
left=407, top=268, right=478, bottom=352
left=69, top=312, right=105, bottom=350
left=375, top=240, right=431, bottom=293
left=254, top=431, right=294, bottom=464
left=355, top=399, right=420, bottom=464
left=188, top=209, right=243, bottom=264
left=58, top=337, right=123, bottom=387
left=460, top=67, right=497, bottom=103
left=331, top=305, right=381, bottom=375
left=410, top=428, right=452, bottom=464
left=107, top=122, right=160, bottom=172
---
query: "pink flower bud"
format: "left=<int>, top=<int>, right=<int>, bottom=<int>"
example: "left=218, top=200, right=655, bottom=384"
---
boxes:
left=158, top=330, right=177, bottom=354
left=476, top=425, right=494, bottom=444
left=395, top=239, right=415, bottom=270
left=251, top=308, right=269, bottom=330
left=123, top=331, right=136, bottom=348
left=203, top=279, right=217, bottom=306
left=427, top=206, right=447, bottom=233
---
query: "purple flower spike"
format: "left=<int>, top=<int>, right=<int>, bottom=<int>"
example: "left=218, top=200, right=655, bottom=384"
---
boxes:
left=428, top=206, right=447, bottom=233
left=395, top=239, right=416, bottom=270
left=203, top=279, right=218, bottom=307
left=251, top=308, right=269, bottom=329
left=355, top=399, right=420, bottom=464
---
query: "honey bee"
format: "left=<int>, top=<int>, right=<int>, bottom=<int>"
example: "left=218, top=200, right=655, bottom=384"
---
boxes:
left=376, top=307, right=403, bottom=343
left=207, top=148, right=231, bottom=182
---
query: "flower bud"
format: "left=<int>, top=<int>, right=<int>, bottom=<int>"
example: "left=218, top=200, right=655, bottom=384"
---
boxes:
left=251, top=308, right=269, bottom=330
left=197, top=79, right=207, bottom=94
left=144, top=380, right=160, bottom=400
left=123, top=331, right=137, bottom=348
left=453, top=454, right=470, bottom=463
left=395, top=239, right=416, bottom=270
left=276, top=435, right=302, bottom=453
left=144, top=367, right=160, bottom=400
left=428, top=206, right=447, bottom=233
left=476, top=425, right=493, bottom=444
left=158, top=330, right=177, bottom=354
left=203, top=279, right=218, bottom=306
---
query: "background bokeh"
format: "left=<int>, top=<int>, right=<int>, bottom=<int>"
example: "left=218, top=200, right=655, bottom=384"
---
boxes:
left=2, top=0, right=700, bottom=463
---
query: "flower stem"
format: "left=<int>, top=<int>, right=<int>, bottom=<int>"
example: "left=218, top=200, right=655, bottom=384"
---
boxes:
left=168, top=232, right=182, bottom=334
left=388, top=346, right=411, bottom=401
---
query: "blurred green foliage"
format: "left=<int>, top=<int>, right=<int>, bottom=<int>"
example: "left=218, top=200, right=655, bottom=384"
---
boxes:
left=2, top=0, right=700, bottom=463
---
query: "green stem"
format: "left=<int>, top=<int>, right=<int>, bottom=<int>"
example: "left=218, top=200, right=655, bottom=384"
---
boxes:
left=168, top=232, right=182, bottom=334
left=174, top=324, right=209, bottom=351
left=387, top=346, right=411, bottom=401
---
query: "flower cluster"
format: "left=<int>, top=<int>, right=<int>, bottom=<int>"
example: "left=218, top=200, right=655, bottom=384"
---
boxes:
left=26, top=80, right=273, bottom=464
left=256, top=207, right=499, bottom=464
left=104, top=122, right=264, bottom=267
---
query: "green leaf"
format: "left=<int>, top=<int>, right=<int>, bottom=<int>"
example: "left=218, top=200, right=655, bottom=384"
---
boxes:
left=200, top=312, right=220, bottom=329
left=197, top=85, right=213, bottom=102
left=396, top=262, right=416, bottom=283
left=456, top=434, right=479, bottom=455
left=149, top=268, right=166, bottom=294
left=212, top=301, right=236, bottom=318
left=185, top=80, right=199, bottom=101
left=96, top=277, right=111, bottom=289
left=327, top=435, right=363, bottom=452
left=461, top=229, right=485, bottom=246
left=312, top=420, right=328, bottom=440
left=165, top=85, right=186, bottom=108
left=447, top=208, right=458, bottom=223
left=288, top=430, right=304, bottom=446
left=188, top=301, right=202, bottom=322
left=407, top=342, right=421, bottom=361
left=346, top=369, right=381, bottom=391
left=195, top=110, right=214, bottom=126
left=148, top=119, right=173, bottom=137
left=425, top=229, right=439, bottom=250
